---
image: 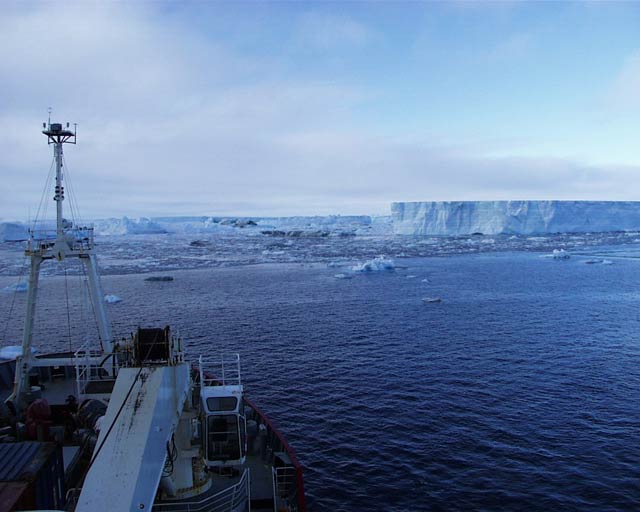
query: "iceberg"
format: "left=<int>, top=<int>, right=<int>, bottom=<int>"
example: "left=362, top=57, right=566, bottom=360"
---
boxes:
left=0, top=346, right=37, bottom=360
left=93, top=217, right=167, bottom=236
left=391, top=201, right=640, bottom=235
left=352, top=257, right=395, bottom=273
left=104, top=294, right=123, bottom=304
left=552, top=249, right=571, bottom=260
left=88, top=215, right=388, bottom=237
left=0, top=222, right=28, bottom=242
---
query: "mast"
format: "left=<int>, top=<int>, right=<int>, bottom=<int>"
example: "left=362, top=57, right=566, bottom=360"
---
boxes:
left=10, top=118, right=114, bottom=409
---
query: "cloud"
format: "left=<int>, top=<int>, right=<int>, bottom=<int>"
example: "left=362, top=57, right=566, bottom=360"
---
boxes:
left=1, top=3, right=638, bottom=221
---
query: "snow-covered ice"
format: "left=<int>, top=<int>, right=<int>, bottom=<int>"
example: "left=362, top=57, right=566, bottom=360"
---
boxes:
left=352, top=257, right=395, bottom=273
left=552, top=249, right=571, bottom=260
left=104, top=294, right=123, bottom=303
left=0, top=346, right=37, bottom=360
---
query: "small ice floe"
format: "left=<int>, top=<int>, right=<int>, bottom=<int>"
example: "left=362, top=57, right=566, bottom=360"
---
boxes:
left=406, top=275, right=417, bottom=279
left=104, top=294, right=122, bottom=304
left=2, top=282, right=28, bottom=293
left=421, top=278, right=430, bottom=283
left=552, top=249, right=570, bottom=260
left=0, top=346, right=37, bottom=360
left=334, top=273, right=354, bottom=280
left=422, top=297, right=443, bottom=304
left=583, top=259, right=614, bottom=265
left=189, top=240, right=210, bottom=247
left=352, top=256, right=395, bottom=273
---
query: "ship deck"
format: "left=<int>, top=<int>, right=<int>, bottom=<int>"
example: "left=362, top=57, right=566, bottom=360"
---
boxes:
left=0, top=358, right=305, bottom=512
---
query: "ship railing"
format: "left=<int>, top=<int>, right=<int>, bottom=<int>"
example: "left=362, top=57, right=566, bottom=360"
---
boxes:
left=244, top=397, right=306, bottom=512
left=198, top=353, right=241, bottom=387
left=152, top=467, right=250, bottom=512
left=65, top=487, right=82, bottom=508
left=74, top=341, right=117, bottom=398
left=26, top=226, right=95, bottom=254
left=272, top=466, right=298, bottom=512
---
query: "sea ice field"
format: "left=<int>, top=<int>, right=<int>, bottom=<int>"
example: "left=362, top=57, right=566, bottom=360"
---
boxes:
left=1, top=231, right=639, bottom=511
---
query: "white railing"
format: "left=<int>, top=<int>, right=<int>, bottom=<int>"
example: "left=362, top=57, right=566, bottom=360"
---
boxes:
left=272, top=466, right=297, bottom=512
left=26, top=226, right=95, bottom=254
left=199, top=354, right=241, bottom=387
left=153, top=468, right=250, bottom=512
left=74, top=341, right=92, bottom=398
left=74, top=342, right=115, bottom=398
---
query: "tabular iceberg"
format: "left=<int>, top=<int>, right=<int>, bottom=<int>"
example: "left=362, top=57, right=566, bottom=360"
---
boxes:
left=391, top=201, right=640, bottom=235
left=0, top=222, right=28, bottom=241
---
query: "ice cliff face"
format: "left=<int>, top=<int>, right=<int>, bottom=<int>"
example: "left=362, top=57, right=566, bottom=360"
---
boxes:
left=93, top=217, right=167, bottom=235
left=391, top=201, right=640, bottom=235
left=0, top=222, right=28, bottom=242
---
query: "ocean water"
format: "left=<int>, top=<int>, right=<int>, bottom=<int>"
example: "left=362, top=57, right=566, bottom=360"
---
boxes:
left=1, top=238, right=639, bottom=511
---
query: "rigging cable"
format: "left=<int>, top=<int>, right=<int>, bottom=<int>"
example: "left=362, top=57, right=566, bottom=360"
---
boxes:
left=85, top=331, right=163, bottom=473
left=63, top=263, right=73, bottom=355
left=80, top=262, right=104, bottom=352
left=32, top=158, right=56, bottom=231
left=1, top=255, right=28, bottom=344
left=61, top=153, right=83, bottom=227
left=86, top=364, right=144, bottom=470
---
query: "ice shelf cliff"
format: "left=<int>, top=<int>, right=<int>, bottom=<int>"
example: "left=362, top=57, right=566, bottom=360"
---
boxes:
left=391, top=201, right=640, bottom=235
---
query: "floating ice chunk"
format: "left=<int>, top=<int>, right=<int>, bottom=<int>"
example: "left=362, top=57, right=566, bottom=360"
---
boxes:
left=352, top=256, right=395, bottom=273
left=421, top=278, right=430, bottom=283
left=144, top=276, right=174, bottom=282
left=104, top=294, right=122, bottom=304
left=583, top=259, right=614, bottom=265
left=0, top=346, right=38, bottom=360
left=552, top=249, right=570, bottom=260
left=406, top=275, right=417, bottom=279
left=422, top=297, right=443, bottom=304
left=334, top=273, right=354, bottom=280
left=2, top=282, right=28, bottom=293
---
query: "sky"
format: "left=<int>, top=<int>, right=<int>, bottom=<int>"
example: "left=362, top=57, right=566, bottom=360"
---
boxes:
left=1, top=0, right=639, bottom=220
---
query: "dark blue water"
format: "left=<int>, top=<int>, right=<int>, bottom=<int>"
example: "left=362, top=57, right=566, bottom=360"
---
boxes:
left=1, top=250, right=639, bottom=510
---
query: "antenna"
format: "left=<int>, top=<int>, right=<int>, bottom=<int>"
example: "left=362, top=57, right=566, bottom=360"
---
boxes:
left=47, top=107, right=52, bottom=127
left=42, top=119, right=77, bottom=242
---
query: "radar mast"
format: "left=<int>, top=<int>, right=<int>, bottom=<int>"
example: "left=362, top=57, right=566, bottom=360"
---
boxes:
left=9, top=116, right=113, bottom=410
